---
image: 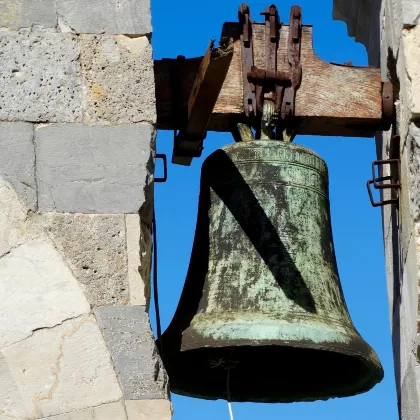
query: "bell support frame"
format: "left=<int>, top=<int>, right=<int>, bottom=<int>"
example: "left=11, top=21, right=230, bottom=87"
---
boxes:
left=154, top=3, right=393, bottom=165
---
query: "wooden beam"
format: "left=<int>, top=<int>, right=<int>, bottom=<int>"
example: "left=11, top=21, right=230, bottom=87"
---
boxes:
left=186, top=39, right=234, bottom=136
left=154, top=23, right=384, bottom=138
left=172, top=39, right=234, bottom=165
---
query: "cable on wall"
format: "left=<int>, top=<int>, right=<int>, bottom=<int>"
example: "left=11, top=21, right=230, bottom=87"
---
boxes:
left=152, top=211, right=162, bottom=350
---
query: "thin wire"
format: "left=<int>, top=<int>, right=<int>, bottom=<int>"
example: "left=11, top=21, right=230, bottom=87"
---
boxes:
left=152, top=211, right=162, bottom=349
left=227, top=368, right=235, bottom=420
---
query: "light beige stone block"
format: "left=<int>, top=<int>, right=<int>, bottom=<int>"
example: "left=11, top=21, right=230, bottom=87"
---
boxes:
left=39, top=213, right=129, bottom=307
left=0, top=123, right=36, bottom=210
left=94, top=306, right=168, bottom=400
left=395, top=49, right=412, bottom=149
left=0, top=357, right=27, bottom=419
left=416, top=221, right=420, bottom=265
left=80, top=35, right=156, bottom=124
left=381, top=0, right=402, bottom=58
left=400, top=147, right=415, bottom=263
left=401, top=0, right=420, bottom=26
left=125, top=400, right=173, bottom=420
left=0, top=32, right=82, bottom=123
left=400, top=353, right=420, bottom=419
left=0, top=0, right=57, bottom=29
left=408, top=123, right=420, bottom=222
left=1, top=315, right=122, bottom=418
left=43, top=401, right=127, bottom=420
left=35, top=124, right=154, bottom=214
left=126, top=214, right=150, bottom=306
left=0, top=179, right=29, bottom=258
left=56, top=0, right=151, bottom=35
left=402, top=25, right=420, bottom=117
left=397, top=235, right=420, bottom=379
left=0, top=237, right=90, bottom=349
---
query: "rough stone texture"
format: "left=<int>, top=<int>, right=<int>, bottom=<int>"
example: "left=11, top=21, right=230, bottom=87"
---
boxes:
left=80, top=35, right=156, bottom=124
left=383, top=204, right=400, bottom=323
left=126, top=214, right=151, bottom=306
left=0, top=179, right=29, bottom=257
left=43, top=401, right=127, bottom=420
left=0, top=357, right=27, bottom=419
left=381, top=0, right=402, bottom=59
left=0, top=237, right=90, bottom=349
left=0, top=33, right=156, bottom=124
left=401, top=0, right=420, bottom=25
left=0, top=0, right=168, bottom=418
left=333, top=2, right=420, bottom=418
left=94, top=306, right=169, bottom=400
left=0, top=31, right=82, bottom=122
left=0, top=0, right=57, bottom=29
left=0, top=123, right=36, bottom=209
left=57, top=0, right=152, bottom=35
left=408, top=122, right=420, bottom=222
left=395, top=53, right=412, bottom=148
left=416, top=221, right=420, bottom=265
left=35, top=123, right=154, bottom=213
left=400, top=354, right=420, bottom=419
left=400, top=143, right=415, bottom=264
left=126, top=400, right=173, bottom=420
left=403, top=26, right=420, bottom=118
left=397, top=236, right=419, bottom=378
left=1, top=315, right=123, bottom=418
left=38, top=213, right=129, bottom=307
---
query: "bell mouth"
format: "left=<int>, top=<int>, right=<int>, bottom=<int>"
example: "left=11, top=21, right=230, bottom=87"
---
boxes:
left=168, top=316, right=384, bottom=402
left=163, top=342, right=383, bottom=403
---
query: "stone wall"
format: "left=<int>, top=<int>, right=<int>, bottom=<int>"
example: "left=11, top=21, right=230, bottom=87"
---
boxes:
left=333, top=0, right=420, bottom=418
left=0, top=2, right=172, bottom=419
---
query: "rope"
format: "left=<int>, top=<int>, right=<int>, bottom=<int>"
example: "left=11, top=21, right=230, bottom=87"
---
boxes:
left=228, top=401, right=235, bottom=420
left=227, top=368, right=235, bottom=420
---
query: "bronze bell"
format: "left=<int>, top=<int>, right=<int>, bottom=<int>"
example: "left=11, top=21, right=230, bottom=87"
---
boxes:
left=158, top=140, right=383, bottom=403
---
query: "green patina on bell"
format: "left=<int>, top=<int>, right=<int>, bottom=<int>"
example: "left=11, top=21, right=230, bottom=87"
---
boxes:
left=158, top=140, right=383, bottom=403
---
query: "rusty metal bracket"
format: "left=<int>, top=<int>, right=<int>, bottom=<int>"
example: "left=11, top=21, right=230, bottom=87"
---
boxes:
left=246, top=4, right=281, bottom=116
left=382, top=81, right=394, bottom=130
left=239, top=3, right=256, bottom=118
left=281, top=5, right=302, bottom=121
left=367, top=158, right=400, bottom=207
left=240, top=3, right=302, bottom=136
left=155, top=154, right=168, bottom=183
left=247, top=66, right=289, bottom=115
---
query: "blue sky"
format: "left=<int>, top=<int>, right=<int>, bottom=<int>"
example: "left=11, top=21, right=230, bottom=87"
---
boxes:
left=151, top=1, right=399, bottom=418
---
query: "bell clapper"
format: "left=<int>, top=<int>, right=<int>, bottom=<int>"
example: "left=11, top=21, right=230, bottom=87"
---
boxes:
left=208, top=354, right=238, bottom=419
left=258, top=99, right=297, bottom=142
left=260, top=99, right=276, bottom=140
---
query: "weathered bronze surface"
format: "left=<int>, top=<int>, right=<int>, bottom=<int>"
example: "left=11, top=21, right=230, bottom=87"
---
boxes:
left=158, top=140, right=383, bottom=403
